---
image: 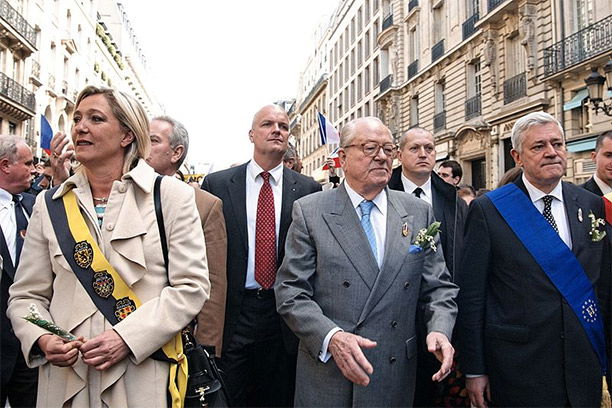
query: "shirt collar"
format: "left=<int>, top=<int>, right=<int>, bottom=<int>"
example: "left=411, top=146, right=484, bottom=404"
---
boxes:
left=401, top=172, right=432, bottom=197
left=247, top=160, right=284, bottom=185
left=522, top=174, right=564, bottom=204
left=344, top=181, right=387, bottom=216
left=593, top=174, right=612, bottom=195
left=0, top=188, right=12, bottom=208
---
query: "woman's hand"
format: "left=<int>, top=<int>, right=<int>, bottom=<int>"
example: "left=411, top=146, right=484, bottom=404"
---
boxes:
left=80, top=329, right=130, bottom=371
left=37, top=334, right=84, bottom=367
left=49, top=131, right=74, bottom=186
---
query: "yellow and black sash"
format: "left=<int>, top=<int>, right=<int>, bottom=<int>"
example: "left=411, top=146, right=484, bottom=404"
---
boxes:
left=44, top=187, right=188, bottom=408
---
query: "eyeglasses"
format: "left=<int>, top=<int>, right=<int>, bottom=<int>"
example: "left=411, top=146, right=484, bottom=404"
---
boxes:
left=345, top=142, right=397, bottom=158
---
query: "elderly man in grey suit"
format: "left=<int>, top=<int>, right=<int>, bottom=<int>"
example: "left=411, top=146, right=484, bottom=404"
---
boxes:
left=275, top=117, right=458, bottom=407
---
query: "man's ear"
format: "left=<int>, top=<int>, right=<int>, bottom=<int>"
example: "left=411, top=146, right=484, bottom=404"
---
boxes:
left=248, top=130, right=254, bottom=143
left=0, top=158, right=11, bottom=174
left=171, top=145, right=185, bottom=165
left=338, top=149, right=347, bottom=167
left=121, top=131, right=135, bottom=147
left=510, top=148, right=522, bottom=167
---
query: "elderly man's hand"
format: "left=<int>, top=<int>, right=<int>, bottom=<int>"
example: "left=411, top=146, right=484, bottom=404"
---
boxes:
left=426, top=331, right=454, bottom=381
left=329, top=331, right=377, bottom=386
left=37, top=333, right=84, bottom=367
left=80, top=329, right=129, bottom=371
left=49, top=131, right=74, bottom=186
left=466, top=375, right=490, bottom=408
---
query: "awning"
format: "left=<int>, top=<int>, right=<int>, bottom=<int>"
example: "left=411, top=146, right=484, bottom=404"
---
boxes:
left=566, top=136, right=597, bottom=153
left=563, top=89, right=588, bottom=111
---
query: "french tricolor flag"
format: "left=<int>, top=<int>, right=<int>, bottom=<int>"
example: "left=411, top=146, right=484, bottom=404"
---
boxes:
left=317, top=112, right=340, bottom=146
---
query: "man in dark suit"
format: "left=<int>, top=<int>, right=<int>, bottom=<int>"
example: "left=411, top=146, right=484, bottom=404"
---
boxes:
left=202, top=105, right=321, bottom=406
left=388, top=127, right=467, bottom=406
left=581, top=130, right=612, bottom=197
left=457, top=112, right=610, bottom=407
left=0, top=135, right=37, bottom=407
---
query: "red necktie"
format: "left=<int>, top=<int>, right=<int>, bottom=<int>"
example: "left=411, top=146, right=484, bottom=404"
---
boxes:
left=255, top=172, right=277, bottom=289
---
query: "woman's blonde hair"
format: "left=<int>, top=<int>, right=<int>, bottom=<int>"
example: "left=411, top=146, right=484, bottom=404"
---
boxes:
left=75, top=85, right=150, bottom=174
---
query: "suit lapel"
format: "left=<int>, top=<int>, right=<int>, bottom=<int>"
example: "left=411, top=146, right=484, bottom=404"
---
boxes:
left=322, top=185, right=379, bottom=290
left=226, top=164, right=248, bottom=254
left=562, top=183, right=586, bottom=254
left=279, top=168, right=298, bottom=262
left=0, top=225, right=15, bottom=279
left=358, top=190, right=413, bottom=325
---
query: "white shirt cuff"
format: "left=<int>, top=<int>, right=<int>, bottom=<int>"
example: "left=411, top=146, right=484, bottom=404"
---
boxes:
left=319, top=327, right=343, bottom=363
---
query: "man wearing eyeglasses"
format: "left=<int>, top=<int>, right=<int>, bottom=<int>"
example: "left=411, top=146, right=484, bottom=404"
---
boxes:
left=275, top=117, right=458, bottom=407
left=388, top=127, right=467, bottom=406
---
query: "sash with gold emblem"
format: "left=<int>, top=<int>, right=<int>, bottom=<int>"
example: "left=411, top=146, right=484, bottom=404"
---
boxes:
left=44, top=187, right=188, bottom=408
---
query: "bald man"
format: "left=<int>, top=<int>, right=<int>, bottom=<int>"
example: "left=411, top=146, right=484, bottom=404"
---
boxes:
left=202, top=105, right=321, bottom=406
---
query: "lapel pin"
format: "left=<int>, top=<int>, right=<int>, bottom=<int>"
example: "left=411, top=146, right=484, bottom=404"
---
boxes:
left=578, top=208, right=583, bottom=223
left=402, top=223, right=410, bottom=237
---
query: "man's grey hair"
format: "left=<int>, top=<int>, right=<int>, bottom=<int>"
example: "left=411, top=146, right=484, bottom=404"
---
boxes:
left=511, top=111, right=564, bottom=153
left=283, top=143, right=298, bottom=162
left=340, top=116, right=389, bottom=147
left=0, top=135, right=24, bottom=162
left=152, top=115, right=189, bottom=168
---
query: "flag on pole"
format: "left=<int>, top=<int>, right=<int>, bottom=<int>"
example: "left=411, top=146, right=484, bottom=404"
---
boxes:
left=40, top=115, right=53, bottom=155
left=317, top=112, right=340, bottom=145
left=604, top=192, right=612, bottom=225
left=322, top=146, right=341, bottom=170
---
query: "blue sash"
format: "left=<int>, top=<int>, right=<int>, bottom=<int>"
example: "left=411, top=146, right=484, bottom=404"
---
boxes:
left=487, top=183, right=607, bottom=375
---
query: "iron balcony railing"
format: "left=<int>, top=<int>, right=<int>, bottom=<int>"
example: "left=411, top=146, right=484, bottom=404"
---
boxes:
left=379, top=74, right=393, bottom=94
left=0, top=0, right=36, bottom=47
left=408, top=0, right=419, bottom=12
left=432, top=39, right=444, bottom=63
left=465, top=94, right=482, bottom=120
left=382, top=13, right=393, bottom=31
left=488, top=0, right=506, bottom=13
left=543, top=14, right=612, bottom=77
left=407, top=60, right=419, bottom=80
left=0, top=72, right=35, bottom=112
left=504, top=72, right=527, bottom=104
left=462, top=12, right=480, bottom=40
left=433, top=111, right=446, bottom=132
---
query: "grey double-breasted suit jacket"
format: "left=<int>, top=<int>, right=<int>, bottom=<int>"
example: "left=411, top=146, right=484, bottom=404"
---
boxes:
left=275, top=184, right=458, bottom=407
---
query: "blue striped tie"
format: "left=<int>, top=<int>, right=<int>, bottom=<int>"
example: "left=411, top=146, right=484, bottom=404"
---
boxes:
left=359, top=200, right=378, bottom=262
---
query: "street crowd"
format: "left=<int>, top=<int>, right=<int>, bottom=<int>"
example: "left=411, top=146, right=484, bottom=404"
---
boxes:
left=0, top=85, right=610, bottom=408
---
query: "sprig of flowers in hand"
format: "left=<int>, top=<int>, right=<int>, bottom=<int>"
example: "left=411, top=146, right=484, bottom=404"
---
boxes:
left=409, top=221, right=441, bottom=254
left=588, top=211, right=606, bottom=242
left=23, top=304, right=77, bottom=341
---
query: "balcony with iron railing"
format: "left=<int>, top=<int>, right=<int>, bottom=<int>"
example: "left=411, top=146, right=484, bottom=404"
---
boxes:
left=0, top=0, right=36, bottom=49
left=432, top=40, right=444, bottom=63
left=407, top=60, right=419, bottom=80
left=543, top=14, right=612, bottom=78
left=433, top=111, right=446, bottom=132
left=463, top=12, right=480, bottom=40
left=382, top=13, right=393, bottom=31
left=408, top=0, right=418, bottom=12
left=0, top=72, right=35, bottom=113
left=488, top=0, right=507, bottom=13
left=465, top=94, right=482, bottom=120
left=379, top=74, right=393, bottom=94
left=503, top=72, right=527, bottom=104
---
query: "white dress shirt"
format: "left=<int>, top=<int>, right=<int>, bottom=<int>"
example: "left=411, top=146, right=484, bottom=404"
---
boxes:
left=0, top=188, right=29, bottom=266
left=245, top=160, right=283, bottom=289
left=522, top=175, right=572, bottom=249
left=401, top=173, right=433, bottom=206
left=319, top=182, right=388, bottom=363
left=594, top=174, right=612, bottom=195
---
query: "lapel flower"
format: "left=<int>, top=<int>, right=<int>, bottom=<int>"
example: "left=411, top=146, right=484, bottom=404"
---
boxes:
left=588, top=211, right=606, bottom=242
left=23, top=304, right=77, bottom=341
left=409, top=221, right=441, bottom=254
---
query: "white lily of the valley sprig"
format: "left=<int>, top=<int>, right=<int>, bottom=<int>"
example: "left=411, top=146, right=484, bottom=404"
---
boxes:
left=409, top=221, right=441, bottom=254
left=23, top=304, right=77, bottom=341
left=588, top=211, right=606, bottom=242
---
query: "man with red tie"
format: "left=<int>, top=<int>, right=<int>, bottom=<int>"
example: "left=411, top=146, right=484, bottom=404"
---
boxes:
left=202, top=105, right=321, bottom=406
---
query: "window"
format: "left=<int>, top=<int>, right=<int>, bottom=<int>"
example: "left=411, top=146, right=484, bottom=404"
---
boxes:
left=410, top=96, right=419, bottom=126
left=467, top=60, right=481, bottom=98
left=357, top=74, right=363, bottom=100
left=373, top=57, right=379, bottom=84
left=466, top=0, right=479, bottom=16
left=505, top=34, right=525, bottom=77
left=358, top=40, right=363, bottom=67
left=365, top=0, right=370, bottom=24
left=364, top=66, right=370, bottom=93
left=408, top=27, right=419, bottom=62
left=364, top=32, right=370, bottom=59
left=365, top=101, right=370, bottom=116
left=358, top=7, right=363, bottom=33
left=8, top=122, right=16, bottom=135
left=574, top=0, right=594, bottom=32
left=432, top=6, right=446, bottom=43
left=435, top=82, right=445, bottom=114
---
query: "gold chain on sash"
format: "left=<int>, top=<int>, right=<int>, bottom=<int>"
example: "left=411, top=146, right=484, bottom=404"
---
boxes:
left=63, top=191, right=188, bottom=407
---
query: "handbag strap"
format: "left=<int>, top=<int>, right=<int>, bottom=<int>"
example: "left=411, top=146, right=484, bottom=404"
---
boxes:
left=154, top=175, right=169, bottom=272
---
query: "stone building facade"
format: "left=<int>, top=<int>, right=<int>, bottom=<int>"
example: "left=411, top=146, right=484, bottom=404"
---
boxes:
left=0, top=0, right=160, bottom=154
left=295, top=0, right=611, bottom=186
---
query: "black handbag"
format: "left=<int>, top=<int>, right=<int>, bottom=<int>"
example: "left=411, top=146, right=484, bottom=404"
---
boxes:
left=154, top=176, right=229, bottom=408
